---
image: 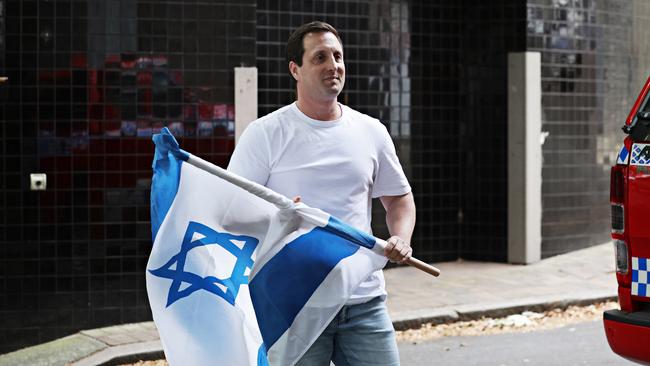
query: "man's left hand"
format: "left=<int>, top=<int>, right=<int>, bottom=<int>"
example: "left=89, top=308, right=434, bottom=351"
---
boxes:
left=383, top=236, right=412, bottom=264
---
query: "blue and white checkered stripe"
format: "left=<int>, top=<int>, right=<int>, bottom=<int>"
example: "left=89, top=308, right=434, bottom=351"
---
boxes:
left=617, top=145, right=629, bottom=165
left=630, top=143, right=650, bottom=166
left=632, top=257, right=650, bottom=297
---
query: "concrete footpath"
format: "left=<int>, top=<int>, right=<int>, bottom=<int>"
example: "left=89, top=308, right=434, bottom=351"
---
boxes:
left=0, top=242, right=618, bottom=366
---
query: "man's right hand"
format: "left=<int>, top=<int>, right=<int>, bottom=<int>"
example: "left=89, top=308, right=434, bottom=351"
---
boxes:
left=384, top=236, right=413, bottom=264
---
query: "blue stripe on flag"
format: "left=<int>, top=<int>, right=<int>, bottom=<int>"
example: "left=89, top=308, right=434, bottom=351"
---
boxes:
left=324, top=216, right=376, bottom=249
left=249, top=224, right=360, bottom=349
left=257, top=344, right=269, bottom=366
left=150, top=128, right=188, bottom=241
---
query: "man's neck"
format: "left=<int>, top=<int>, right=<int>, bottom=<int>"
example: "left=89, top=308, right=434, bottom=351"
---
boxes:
left=296, top=98, right=341, bottom=121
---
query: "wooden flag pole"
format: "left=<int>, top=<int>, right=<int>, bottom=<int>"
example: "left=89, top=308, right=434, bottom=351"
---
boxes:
left=406, top=257, right=441, bottom=277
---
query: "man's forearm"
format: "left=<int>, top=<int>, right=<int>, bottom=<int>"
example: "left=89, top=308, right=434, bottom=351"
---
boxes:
left=383, top=192, right=416, bottom=243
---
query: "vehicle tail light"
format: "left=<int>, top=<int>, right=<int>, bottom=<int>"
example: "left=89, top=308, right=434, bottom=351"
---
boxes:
left=610, top=166, right=625, bottom=233
left=610, top=165, right=625, bottom=203
left=614, top=240, right=629, bottom=274
left=611, top=204, right=624, bottom=233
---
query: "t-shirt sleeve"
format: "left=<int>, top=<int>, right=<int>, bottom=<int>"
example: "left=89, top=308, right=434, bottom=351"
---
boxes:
left=227, top=121, right=271, bottom=186
left=371, top=125, right=412, bottom=198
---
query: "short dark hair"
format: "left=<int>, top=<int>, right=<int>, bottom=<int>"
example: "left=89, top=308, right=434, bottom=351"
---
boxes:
left=286, top=21, right=342, bottom=67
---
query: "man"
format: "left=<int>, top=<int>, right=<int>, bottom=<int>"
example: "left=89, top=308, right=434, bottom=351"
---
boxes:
left=228, top=21, right=415, bottom=366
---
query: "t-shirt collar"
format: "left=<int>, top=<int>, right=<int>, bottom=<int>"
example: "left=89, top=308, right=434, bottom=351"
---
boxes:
left=291, top=102, right=344, bottom=128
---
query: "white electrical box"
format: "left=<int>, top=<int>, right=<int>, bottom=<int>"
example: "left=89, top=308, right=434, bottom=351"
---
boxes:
left=30, top=173, right=47, bottom=191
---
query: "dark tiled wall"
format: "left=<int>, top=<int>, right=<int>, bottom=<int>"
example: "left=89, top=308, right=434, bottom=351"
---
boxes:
left=0, top=0, right=4, bottom=75
left=412, top=1, right=527, bottom=263
left=0, top=0, right=255, bottom=353
left=458, top=1, right=526, bottom=261
left=409, top=2, right=464, bottom=261
left=527, top=0, right=650, bottom=257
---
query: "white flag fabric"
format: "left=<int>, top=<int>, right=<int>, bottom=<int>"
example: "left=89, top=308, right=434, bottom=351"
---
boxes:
left=147, top=128, right=387, bottom=366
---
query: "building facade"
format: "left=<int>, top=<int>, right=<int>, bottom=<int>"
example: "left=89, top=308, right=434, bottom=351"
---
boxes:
left=1, top=0, right=649, bottom=353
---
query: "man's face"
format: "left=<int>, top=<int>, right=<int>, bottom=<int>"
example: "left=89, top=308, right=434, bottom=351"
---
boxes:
left=290, top=31, right=345, bottom=102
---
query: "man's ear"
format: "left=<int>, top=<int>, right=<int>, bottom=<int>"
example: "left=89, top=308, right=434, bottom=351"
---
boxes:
left=289, top=61, right=300, bottom=82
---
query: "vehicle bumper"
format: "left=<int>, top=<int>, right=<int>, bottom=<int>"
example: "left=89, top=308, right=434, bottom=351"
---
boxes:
left=604, top=309, right=650, bottom=365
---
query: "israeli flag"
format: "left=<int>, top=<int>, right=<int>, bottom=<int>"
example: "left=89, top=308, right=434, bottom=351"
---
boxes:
left=147, top=128, right=387, bottom=365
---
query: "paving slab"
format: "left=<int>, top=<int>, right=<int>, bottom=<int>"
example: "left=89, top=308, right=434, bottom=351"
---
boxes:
left=71, top=340, right=163, bottom=366
left=386, top=241, right=617, bottom=328
left=0, top=334, right=106, bottom=366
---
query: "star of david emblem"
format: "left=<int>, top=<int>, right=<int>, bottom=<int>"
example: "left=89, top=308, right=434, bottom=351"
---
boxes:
left=149, top=221, right=258, bottom=307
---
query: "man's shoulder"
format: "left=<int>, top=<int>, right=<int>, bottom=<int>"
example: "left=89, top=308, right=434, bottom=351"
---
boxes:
left=248, top=104, right=295, bottom=132
left=343, top=104, right=374, bottom=121
left=342, top=105, right=389, bottom=134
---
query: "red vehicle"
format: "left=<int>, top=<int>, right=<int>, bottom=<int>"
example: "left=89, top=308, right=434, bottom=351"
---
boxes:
left=604, top=76, right=650, bottom=365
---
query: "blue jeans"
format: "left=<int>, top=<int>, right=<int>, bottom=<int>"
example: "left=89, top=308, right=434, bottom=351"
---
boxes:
left=295, top=297, right=400, bottom=366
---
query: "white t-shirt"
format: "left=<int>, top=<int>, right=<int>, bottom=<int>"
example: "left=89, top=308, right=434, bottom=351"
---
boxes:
left=228, top=102, right=411, bottom=304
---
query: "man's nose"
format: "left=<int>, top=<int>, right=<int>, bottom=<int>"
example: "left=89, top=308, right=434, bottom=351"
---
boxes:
left=325, top=54, right=339, bottom=71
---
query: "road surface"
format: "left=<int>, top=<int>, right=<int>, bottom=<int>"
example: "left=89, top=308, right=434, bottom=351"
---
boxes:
left=398, top=320, right=635, bottom=366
